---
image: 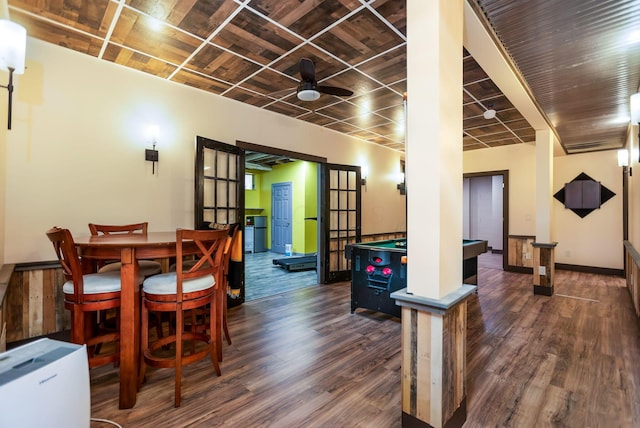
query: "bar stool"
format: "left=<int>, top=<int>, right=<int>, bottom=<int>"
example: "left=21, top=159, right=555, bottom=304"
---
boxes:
left=46, top=227, right=123, bottom=368
left=138, top=228, right=227, bottom=407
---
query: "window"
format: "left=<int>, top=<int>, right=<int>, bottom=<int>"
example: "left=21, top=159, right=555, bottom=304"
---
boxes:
left=245, top=173, right=254, bottom=190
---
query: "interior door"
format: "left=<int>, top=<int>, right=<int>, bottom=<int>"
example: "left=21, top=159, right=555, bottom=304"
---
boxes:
left=319, top=164, right=361, bottom=283
left=271, top=182, right=292, bottom=254
left=195, top=136, right=245, bottom=305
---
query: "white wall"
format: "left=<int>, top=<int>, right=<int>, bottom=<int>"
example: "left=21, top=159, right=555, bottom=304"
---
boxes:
left=1, top=38, right=406, bottom=263
left=464, top=144, right=623, bottom=270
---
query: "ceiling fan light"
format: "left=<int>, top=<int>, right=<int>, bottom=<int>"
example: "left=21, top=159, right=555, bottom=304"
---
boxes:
left=298, top=89, right=320, bottom=102
left=483, top=109, right=496, bottom=120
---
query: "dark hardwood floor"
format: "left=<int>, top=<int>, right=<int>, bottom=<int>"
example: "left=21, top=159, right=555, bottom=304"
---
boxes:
left=89, top=257, right=640, bottom=427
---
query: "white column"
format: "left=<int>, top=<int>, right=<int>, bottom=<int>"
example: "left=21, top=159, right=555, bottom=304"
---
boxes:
left=406, top=0, right=463, bottom=299
left=535, top=129, right=554, bottom=242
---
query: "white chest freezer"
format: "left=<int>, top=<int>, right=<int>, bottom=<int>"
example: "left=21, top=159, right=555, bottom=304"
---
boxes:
left=0, top=338, right=90, bottom=428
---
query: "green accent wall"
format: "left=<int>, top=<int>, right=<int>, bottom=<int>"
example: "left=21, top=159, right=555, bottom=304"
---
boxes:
left=244, top=161, right=318, bottom=255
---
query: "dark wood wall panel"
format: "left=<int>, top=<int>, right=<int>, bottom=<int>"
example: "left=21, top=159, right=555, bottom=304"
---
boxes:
left=4, top=267, right=68, bottom=344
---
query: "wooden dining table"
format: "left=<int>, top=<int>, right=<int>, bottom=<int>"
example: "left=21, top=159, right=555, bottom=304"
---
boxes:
left=75, top=231, right=184, bottom=409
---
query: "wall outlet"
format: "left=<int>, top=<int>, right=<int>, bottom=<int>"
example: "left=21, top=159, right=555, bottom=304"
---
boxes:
left=538, top=266, right=546, bottom=276
left=525, top=253, right=532, bottom=260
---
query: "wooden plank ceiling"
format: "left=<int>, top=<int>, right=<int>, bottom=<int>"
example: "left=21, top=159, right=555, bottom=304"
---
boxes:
left=14, top=0, right=632, bottom=155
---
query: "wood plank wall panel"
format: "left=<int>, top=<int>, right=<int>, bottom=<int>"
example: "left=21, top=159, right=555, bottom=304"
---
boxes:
left=5, top=267, right=68, bottom=344
left=360, top=231, right=406, bottom=243
left=0, top=264, right=15, bottom=352
left=28, top=270, right=43, bottom=337
left=401, top=301, right=467, bottom=427
left=508, top=235, right=534, bottom=267
left=625, top=245, right=640, bottom=318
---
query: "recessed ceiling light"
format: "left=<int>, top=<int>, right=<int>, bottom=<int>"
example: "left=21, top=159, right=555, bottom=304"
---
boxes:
left=483, top=109, right=496, bottom=120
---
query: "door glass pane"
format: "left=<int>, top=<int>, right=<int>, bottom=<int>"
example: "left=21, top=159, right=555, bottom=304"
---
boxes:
left=204, top=148, right=215, bottom=172
left=348, top=211, right=356, bottom=228
left=229, top=185, right=237, bottom=208
left=348, top=191, right=356, bottom=208
left=216, top=210, right=228, bottom=224
left=217, top=151, right=228, bottom=179
left=347, top=171, right=356, bottom=189
left=339, top=211, right=347, bottom=228
left=204, top=179, right=214, bottom=206
left=330, top=170, right=338, bottom=188
left=339, top=192, right=347, bottom=208
left=204, top=209, right=214, bottom=223
left=330, top=190, right=338, bottom=209
left=229, top=153, right=238, bottom=179
left=217, top=181, right=228, bottom=207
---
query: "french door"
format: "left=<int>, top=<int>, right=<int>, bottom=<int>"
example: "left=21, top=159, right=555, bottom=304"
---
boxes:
left=195, top=136, right=245, bottom=305
left=320, top=164, right=362, bottom=283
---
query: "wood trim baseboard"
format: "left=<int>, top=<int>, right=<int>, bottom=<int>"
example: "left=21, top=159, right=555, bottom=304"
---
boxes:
left=555, top=263, right=623, bottom=277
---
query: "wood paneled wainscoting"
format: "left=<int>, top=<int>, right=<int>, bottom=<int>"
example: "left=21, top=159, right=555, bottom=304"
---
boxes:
left=507, top=235, right=534, bottom=272
left=0, top=264, right=16, bottom=350
left=624, top=240, right=640, bottom=318
left=2, top=262, right=68, bottom=346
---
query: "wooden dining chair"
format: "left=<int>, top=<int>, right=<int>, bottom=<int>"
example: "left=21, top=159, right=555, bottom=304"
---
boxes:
left=88, top=222, right=163, bottom=277
left=179, top=225, right=238, bottom=362
left=138, top=228, right=227, bottom=407
left=46, top=227, right=123, bottom=368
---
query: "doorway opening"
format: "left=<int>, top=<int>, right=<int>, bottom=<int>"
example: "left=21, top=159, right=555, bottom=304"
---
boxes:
left=241, top=145, right=322, bottom=301
left=463, top=170, right=509, bottom=271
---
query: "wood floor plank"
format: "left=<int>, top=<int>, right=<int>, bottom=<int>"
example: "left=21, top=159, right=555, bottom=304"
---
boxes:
left=88, top=254, right=640, bottom=427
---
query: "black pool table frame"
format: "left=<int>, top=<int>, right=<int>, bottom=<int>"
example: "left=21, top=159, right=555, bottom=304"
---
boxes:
left=345, top=239, right=488, bottom=318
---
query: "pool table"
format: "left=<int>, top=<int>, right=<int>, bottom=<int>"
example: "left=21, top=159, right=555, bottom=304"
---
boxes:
left=345, top=238, right=488, bottom=317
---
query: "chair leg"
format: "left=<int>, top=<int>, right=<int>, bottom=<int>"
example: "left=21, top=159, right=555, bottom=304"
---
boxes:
left=210, top=298, right=221, bottom=377
left=138, top=299, right=149, bottom=389
left=223, top=300, right=231, bottom=345
left=175, top=306, right=183, bottom=408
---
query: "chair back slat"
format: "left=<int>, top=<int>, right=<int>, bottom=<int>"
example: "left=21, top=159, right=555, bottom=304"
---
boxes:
left=175, top=229, right=228, bottom=296
left=89, top=222, right=149, bottom=236
left=45, top=227, right=85, bottom=299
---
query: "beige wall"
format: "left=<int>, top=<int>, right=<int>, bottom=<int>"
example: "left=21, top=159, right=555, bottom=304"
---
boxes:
left=1, top=38, right=406, bottom=263
left=464, top=144, right=624, bottom=270
left=464, top=143, right=537, bottom=236
left=553, top=151, right=623, bottom=269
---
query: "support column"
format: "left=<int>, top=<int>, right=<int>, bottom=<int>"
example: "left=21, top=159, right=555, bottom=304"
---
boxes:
left=392, top=286, right=476, bottom=428
left=532, top=242, right=557, bottom=296
left=397, top=1, right=470, bottom=427
left=533, top=129, right=556, bottom=295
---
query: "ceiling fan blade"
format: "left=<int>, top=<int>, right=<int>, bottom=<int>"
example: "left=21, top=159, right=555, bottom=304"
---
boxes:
left=299, top=58, right=316, bottom=82
left=318, top=85, right=353, bottom=97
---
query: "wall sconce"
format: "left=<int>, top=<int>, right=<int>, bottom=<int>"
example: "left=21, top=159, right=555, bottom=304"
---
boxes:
left=618, top=149, right=631, bottom=176
left=360, top=165, right=368, bottom=187
left=397, top=172, right=406, bottom=195
left=145, top=125, right=159, bottom=174
left=0, top=15, right=27, bottom=130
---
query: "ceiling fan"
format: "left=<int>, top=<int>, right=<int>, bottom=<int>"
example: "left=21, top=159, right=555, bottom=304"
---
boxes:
left=296, top=58, right=353, bottom=101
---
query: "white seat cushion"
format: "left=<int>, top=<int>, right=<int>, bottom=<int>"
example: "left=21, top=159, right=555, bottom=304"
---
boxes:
left=99, top=260, right=163, bottom=277
left=63, top=272, right=122, bottom=295
left=142, top=272, right=215, bottom=295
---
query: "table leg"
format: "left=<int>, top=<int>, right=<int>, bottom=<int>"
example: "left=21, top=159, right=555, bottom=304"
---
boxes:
left=119, top=247, right=140, bottom=409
